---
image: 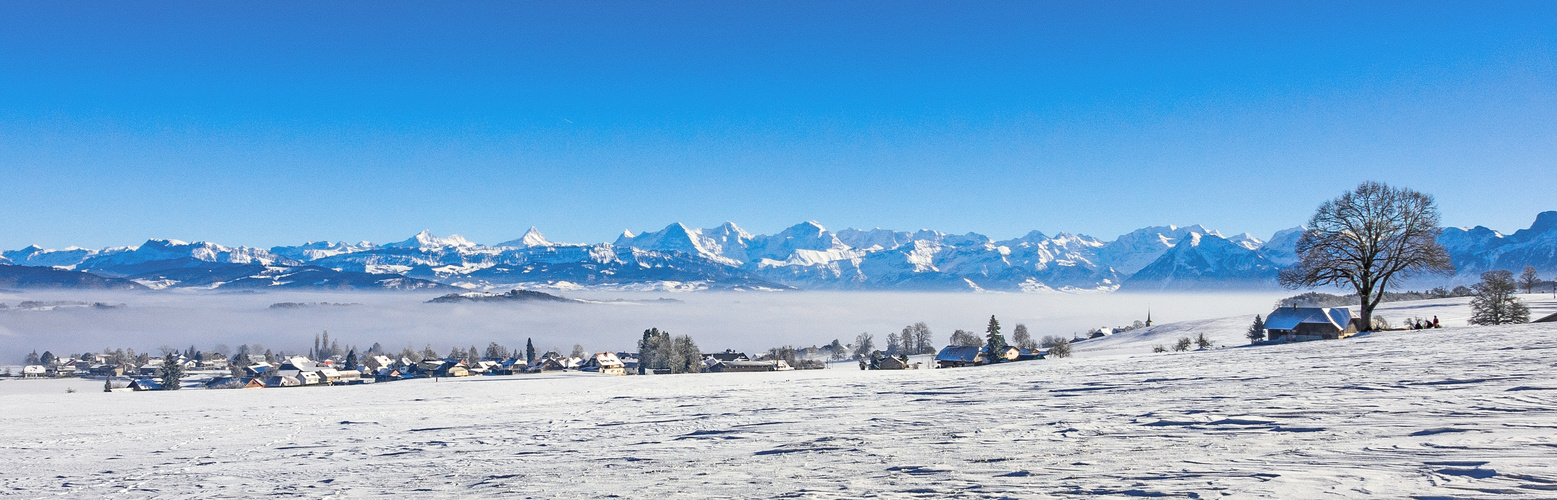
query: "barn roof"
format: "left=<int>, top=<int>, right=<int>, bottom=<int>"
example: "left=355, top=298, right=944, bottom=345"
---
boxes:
left=1265, top=307, right=1355, bottom=331
left=935, top=346, right=982, bottom=363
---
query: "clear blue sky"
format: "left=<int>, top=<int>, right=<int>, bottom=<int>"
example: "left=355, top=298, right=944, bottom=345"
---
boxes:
left=2, top=1, right=1553, bottom=250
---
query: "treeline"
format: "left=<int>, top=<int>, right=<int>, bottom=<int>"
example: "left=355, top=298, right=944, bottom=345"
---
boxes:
left=1276, top=287, right=1476, bottom=309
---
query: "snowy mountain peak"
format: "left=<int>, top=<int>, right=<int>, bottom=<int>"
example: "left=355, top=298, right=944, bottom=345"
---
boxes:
left=387, top=230, right=478, bottom=251
left=498, top=227, right=552, bottom=248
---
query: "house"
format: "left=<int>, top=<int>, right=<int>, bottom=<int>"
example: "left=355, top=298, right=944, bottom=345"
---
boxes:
left=336, top=369, right=363, bottom=384
left=365, top=355, right=396, bottom=371
left=137, top=364, right=164, bottom=377
left=708, top=360, right=777, bottom=373
left=1265, top=306, right=1362, bottom=341
left=22, top=365, right=46, bottom=378
left=374, top=368, right=401, bottom=382
left=243, top=363, right=273, bottom=378
left=1015, top=349, right=1045, bottom=362
left=277, top=356, right=317, bottom=375
left=205, top=377, right=264, bottom=389
left=89, top=364, right=125, bottom=377
left=992, top=345, right=1021, bottom=362
left=877, top=355, right=913, bottom=370
left=529, top=358, right=567, bottom=373
left=705, top=350, right=750, bottom=363
left=446, top=366, right=471, bottom=377
left=935, top=346, right=984, bottom=368
left=129, top=379, right=162, bottom=391
left=1535, top=312, right=1557, bottom=323
left=580, top=353, right=627, bottom=376
left=264, top=375, right=301, bottom=387
left=296, top=372, right=321, bottom=386
left=315, top=368, right=342, bottom=385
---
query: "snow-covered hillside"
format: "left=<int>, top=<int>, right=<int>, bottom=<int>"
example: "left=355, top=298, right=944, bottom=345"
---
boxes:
left=3, top=310, right=1555, bottom=497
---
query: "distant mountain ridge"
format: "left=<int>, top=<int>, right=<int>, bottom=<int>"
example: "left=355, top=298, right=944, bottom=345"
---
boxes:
left=5, top=211, right=1554, bottom=292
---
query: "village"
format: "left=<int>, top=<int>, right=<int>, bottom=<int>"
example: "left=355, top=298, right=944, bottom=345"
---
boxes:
left=17, top=293, right=1545, bottom=393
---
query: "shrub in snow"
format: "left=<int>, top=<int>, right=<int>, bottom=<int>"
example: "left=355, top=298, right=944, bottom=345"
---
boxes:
left=1195, top=333, right=1213, bottom=350
left=1173, top=338, right=1192, bottom=352
left=1152, top=345, right=1167, bottom=353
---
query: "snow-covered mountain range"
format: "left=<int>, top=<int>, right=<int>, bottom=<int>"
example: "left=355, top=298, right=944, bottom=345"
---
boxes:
left=3, top=211, right=1554, bottom=292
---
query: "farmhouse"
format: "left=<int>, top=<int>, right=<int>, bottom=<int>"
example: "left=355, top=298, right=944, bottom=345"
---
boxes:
left=581, top=353, right=626, bottom=375
left=707, top=360, right=777, bottom=373
left=263, top=375, right=301, bottom=388
left=22, top=365, right=46, bottom=379
left=935, top=346, right=984, bottom=368
left=1265, top=306, right=1362, bottom=341
left=705, top=350, right=749, bottom=363
left=877, top=355, right=913, bottom=370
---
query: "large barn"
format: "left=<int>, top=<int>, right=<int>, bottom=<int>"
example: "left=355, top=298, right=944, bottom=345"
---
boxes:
left=1264, top=306, right=1362, bottom=341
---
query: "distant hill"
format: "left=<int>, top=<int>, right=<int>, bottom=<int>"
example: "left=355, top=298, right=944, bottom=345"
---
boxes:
left=427, top=289, right=583, bottom=304
left=0, top=264, right=149, bottom=291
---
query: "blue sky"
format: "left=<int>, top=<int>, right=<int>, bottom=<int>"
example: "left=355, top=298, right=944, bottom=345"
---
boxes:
left=1, top=1, right=1553, bottom=250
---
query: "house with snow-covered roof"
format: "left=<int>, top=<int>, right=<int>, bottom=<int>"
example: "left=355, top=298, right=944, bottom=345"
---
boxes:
left=934, top=346, right=984, bottom=368
left=1264, top=306, right=1361, bottom=341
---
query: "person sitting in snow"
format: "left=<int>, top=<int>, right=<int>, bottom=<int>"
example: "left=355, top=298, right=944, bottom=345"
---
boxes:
left=1432, top=316, right=1440, bottom=328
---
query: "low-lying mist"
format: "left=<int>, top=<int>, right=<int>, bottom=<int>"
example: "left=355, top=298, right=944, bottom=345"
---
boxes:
left=0, top=289, right=1291, bottom=361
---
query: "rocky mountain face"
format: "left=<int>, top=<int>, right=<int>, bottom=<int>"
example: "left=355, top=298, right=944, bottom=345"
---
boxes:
left=4, top=212, right=1553, bottom=292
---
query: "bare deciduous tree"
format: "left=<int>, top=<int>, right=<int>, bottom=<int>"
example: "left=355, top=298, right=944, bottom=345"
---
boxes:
left=1470, top=270, right=1530, bottom=325
left=1279, top=181, right=1454, bottom=329
left=1519, top=266, right=1540, bottom=294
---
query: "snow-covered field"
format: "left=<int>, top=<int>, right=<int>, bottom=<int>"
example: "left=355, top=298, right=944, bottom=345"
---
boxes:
left=3, top=296, right=1556, bottom=498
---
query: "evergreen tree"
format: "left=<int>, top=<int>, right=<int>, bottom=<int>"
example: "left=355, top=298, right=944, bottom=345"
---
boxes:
left=24, top=350, right=40, bottom=365
left=483, top=342, right=505, bottom=360
left=313, top=333, right=321, bottom=360
left=321, top=331, right=331, bottom=357
left=160, top=352, right=183, bottom=390
left=1470, top=270, right=1531, bottom=325
left=344, top=349, right=358, bottom=370
left=1195, top=333, right=1214, bottom=349
left=40, top=351, right=56, bottom=366
left=669, top=334, right=702, bottom=374
left=1246, top=315, right=1266, bottom=343
left=369, top=342, right=384, bottom=355
left=638, top=329, right=658, bottom=374
left=526, top=338, right=536, bottom=364
left=984, top=316, right=1007, bottom=362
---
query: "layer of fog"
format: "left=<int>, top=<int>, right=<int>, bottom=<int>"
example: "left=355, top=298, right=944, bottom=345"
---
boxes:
left=0, top=289, right=1292, bottom=361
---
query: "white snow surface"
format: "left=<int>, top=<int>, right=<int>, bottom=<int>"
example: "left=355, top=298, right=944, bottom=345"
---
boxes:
left=4, top=315, right=1557, bottom=497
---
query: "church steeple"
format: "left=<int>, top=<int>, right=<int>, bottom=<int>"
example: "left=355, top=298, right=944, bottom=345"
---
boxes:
left=1146, top=307, right=1152, bottom=327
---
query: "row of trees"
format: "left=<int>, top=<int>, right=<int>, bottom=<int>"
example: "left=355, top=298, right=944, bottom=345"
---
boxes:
left=638, top=328, right=702, bottom=374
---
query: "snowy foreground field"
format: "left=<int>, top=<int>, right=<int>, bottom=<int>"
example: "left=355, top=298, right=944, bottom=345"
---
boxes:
left=3, top=300, right=1557, bottom=498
